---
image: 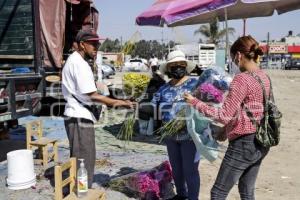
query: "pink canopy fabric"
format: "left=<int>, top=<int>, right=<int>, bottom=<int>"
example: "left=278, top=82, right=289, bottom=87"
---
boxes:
left=40, top=0, right=66, bottom=69
left=136, top=0, right=300, bottom=27
left=39, top=0, right=99, bottom=69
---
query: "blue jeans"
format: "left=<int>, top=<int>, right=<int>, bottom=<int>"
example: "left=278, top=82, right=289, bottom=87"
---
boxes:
left=166, top=139, right=200, bottom=200
left=211, top=134, right=269, bottom=200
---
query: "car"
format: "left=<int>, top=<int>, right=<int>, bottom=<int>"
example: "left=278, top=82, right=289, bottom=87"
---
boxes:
left=123, top=59, right=149, bottom=72
left=285, top=59, right=300, bottom=70
left=102, top=64, right=115, bottom=79
left=260, top=61, right=268, bottom=69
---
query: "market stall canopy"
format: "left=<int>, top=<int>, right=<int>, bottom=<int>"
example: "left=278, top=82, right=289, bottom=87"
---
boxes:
left=136, top=0, right=300, bottom=27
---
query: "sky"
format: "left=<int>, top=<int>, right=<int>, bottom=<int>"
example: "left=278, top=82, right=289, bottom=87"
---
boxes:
left=95, top=0, right=300, bottom=44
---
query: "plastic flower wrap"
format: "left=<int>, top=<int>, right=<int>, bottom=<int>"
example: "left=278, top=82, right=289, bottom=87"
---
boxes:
left=186, top=107, right=220, bottom=162
left=186, top=67, right=231, bottom=162
left=158, top=67, right=232, bottom=161
left=197, top=67, right=231, bottom=91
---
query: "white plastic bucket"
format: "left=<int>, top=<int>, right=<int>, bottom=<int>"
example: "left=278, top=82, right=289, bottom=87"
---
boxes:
left=6, top=149, right=36, bottom=190
left=139, top=118, right=154, bottom=136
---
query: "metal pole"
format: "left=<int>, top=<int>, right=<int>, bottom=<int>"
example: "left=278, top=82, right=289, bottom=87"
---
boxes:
left=161, top=29, right=164, bottom=59
left=267, top=32, right=270, bottom=69
left=243, top=19, right=246, bottom=36
left=161, top=29, right=164, bottom=44
left=225, top=8, right=229, bottom=67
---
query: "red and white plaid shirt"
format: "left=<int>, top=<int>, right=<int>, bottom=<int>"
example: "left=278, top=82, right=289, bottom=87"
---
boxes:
left=191, top=69, right=270, bottom=141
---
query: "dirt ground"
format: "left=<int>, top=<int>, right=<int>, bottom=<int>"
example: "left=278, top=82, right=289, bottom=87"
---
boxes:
left=0, top=69, right=299, bottom=200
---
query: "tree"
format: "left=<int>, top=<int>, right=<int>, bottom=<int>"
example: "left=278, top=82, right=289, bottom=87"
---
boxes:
left=118, top=39, right=176, bottom=59
left=132, top=40, right=150, bottom=59
left=149, top=40, right=163, bottom=59
left=99, top=39, right=122, bottom=52
left=194, top=18, right=235, bottom=46
left=130, top=40, right=174, bottom=59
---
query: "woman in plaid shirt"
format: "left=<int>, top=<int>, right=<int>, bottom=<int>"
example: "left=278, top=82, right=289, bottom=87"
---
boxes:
left=184, top=36, right=271, bottom=200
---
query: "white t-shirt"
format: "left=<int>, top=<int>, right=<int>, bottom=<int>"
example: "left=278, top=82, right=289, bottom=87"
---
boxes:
left=62, top=51, right=97, bottom=122
left=95, top=53, right=103, bottom=82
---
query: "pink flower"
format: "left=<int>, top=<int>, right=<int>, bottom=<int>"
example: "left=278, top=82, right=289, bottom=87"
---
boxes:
left=199, top=83, right=224, bottom=103
left=126, top=161, right=174, bottom=199
left=136, top=173, right=160, bottom=198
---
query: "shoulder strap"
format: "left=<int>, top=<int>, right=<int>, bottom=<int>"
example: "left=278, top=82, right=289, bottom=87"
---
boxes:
left=243, top=103, right=258, bottom=126
left=243, top=72, right=270, bottom=126
left=249, top=72, right=268, bottom=113
left=71, top=94, right=94, bottom=114
left=71, top=94, right=87, bottom=106
left=265, top=74, right=275, bottom=103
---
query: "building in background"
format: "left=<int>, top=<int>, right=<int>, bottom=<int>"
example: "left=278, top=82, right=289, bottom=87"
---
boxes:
left=100, top=52, right=124, bottom=67
left=174, top=43, right=222, bottom=69
left=284, top=31, right=300, bottom=46
left=260, top=31, right=300, bottom=69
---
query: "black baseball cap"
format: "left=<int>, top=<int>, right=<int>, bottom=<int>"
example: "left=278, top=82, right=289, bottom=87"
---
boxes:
left=75, top=30, right=101, bottom=43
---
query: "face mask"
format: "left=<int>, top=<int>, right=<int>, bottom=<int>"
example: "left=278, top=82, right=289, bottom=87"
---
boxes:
left=230, top=60, right=241, bottom=75
left=230, top=55, right=245, bottom=75
left=167, top=66, right=187, bottom=79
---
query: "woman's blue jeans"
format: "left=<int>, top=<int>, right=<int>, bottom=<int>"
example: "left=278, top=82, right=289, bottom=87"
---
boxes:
left=166, top=139, right=200, bottom=200
left=211, top=134, right=269, bottom=200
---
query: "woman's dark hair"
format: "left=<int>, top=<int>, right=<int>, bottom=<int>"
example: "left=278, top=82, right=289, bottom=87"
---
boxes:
left=230, top=35, right=264, bottom=62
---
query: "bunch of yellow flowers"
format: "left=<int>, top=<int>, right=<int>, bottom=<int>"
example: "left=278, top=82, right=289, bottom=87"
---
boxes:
left=123, top=73, right=150, bottom=100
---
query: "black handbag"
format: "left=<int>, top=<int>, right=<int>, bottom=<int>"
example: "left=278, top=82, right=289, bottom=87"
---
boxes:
left=210, top=122, right=227, bottom=142
left=72, top=94, right=102, bottom=121
left=243, top=73, right=282, bottom=148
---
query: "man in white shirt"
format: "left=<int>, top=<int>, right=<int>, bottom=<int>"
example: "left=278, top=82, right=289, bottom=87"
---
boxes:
left=62, top=30, right=133, bottom=188
left=149, top=55, right=159, bottom=72
left=95, top=52, right=110, bottom=96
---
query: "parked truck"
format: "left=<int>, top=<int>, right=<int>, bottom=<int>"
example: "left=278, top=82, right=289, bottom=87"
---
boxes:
left=174, top=43, right=216, bottom=68
left=0, top=0, right=99, bottom=134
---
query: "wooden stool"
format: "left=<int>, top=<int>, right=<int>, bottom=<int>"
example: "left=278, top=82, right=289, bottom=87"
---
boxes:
left=55, top=157, right=105, bottom=200
left=26, top=120, right=58, bottom=169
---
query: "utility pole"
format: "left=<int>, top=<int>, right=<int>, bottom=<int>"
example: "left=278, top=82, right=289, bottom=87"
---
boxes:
left=225, top=8, right=229, bottom=69
left=243, top=19, right=247, bottom=36
left=161, top=29, right=164, bottom=59
left=161, top=29, right=164, bottom=44
left=120, top=36, right=123, bottom=52
left=267, top=32, right=270, bottom=69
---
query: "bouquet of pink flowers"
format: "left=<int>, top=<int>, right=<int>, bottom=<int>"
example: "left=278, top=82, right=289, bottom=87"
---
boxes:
left=109, top=161, right=173, bottom=200
left=158, top=67, right=232, bottom=141
left=129, top=161, right=172, bottom=199
left=198, top=83, right=224, bottom=103
left=129, top=172, right=160, bottom=199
